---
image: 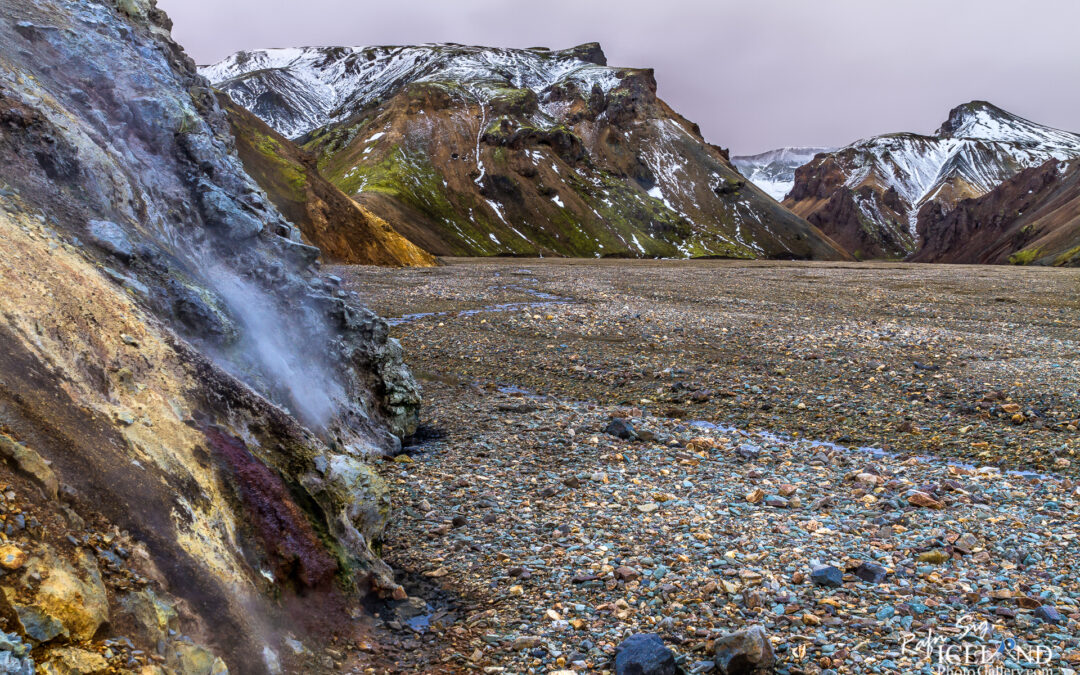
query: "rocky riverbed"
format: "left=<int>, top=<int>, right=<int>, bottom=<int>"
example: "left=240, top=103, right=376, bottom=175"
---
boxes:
left=338, top=258, right=1080, bottom=674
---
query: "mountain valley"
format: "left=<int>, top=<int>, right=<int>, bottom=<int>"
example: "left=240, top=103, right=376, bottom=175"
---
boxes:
left=0, top=1, right=1078, bottom=673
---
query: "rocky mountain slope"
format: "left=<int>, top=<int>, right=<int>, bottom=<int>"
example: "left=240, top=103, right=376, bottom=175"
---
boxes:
left=0, top=0, right=423, bottom=672
left=203, top=45, right=848, bottom=260
left=911, top=158, right=1080, bottom=265
left=220, top=93, right=436, bottom=266
left=732, top=146, right=833, bottom=201
left=784, top=101, right=1080, bottom=260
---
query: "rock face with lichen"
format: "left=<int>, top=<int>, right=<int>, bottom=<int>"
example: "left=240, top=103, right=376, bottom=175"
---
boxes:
left=203, top=44, right=848, bottom=261
left=0, top=0, right=421, bottom=672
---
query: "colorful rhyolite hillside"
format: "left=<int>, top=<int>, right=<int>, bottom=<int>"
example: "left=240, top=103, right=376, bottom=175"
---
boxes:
left=203, top=44, right=849, bottom=260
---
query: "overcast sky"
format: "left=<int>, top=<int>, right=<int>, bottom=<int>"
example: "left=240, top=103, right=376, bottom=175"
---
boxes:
left=160, top=0, right=1080, bottom=155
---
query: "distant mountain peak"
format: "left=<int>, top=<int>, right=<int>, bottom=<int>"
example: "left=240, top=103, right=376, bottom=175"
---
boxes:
left=935, top=100, right=1078, bottom=147
left=732, top=147, right=835, bottom=202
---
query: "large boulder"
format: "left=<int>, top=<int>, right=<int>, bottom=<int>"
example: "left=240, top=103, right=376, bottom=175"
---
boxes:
left=0, top=434, right=58, bottom=499
left=117, top=589, right=178, bottom=646
left=175, top=644, right=229, bottom=675
left=85, top=220, right=135, bottom=262
left=39, top=647, right=109, bottom=675
left=713, top=625, right=775, bottom=675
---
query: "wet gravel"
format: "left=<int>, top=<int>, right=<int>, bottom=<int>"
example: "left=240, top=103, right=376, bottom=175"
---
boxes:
left=335, top=258, right=1080, bottom=674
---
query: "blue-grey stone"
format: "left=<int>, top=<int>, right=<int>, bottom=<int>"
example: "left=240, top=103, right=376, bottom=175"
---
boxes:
left=811, top=565, right=843, bottom=587
left=764, top=495, right=789, bottom=508
left=856, top=562, right=888, bottom=584
left=615, top=633, right=677, bottom=675
left=87, top=220, right=135, bottom=261
left=1034, top=605, right=1063, bottom=624
left=14, top=605, right=66, bottom=643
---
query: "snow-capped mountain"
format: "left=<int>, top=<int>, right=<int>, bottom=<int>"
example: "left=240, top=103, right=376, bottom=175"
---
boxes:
left=732, top=147, right=833, bottom=201
left=202, top=44, right=848, bottom=260
left=784, top=101, right=1080, bottom=259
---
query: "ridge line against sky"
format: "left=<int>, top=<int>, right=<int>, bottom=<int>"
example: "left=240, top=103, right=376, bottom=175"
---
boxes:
left=160, top=0, right=1080, bottom=155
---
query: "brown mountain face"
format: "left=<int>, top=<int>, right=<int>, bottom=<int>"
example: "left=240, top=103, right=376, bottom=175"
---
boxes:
left=911, top=159, right=1080, bottom=266
left=205, top=45, right=849, bottom=261
left=786, top=158, right=912, bottom=260
left=220, top=94, right=436, bottom=267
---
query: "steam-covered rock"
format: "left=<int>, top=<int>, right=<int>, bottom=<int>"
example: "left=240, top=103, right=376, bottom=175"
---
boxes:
left=0, top=0, right=422, bottom=671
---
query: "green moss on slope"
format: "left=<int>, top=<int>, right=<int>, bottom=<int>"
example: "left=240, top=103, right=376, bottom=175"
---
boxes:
left=1009, top=248, right=1041, bottom=265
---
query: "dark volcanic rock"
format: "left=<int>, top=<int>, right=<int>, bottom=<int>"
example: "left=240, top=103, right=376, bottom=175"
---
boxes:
left=605, top=418, right=637, bottom=440
left=854, top=561, right=888, bottom=584
left=614, top=633, right=677, bottom=675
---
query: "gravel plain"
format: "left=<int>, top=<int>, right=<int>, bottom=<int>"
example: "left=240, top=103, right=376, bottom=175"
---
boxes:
left=336, top=258, right=1080, bottom=674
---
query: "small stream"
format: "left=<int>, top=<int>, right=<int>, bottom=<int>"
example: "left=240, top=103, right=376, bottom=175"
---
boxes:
left=492, top=383, right=1056, bottom=482
left=685, top=420, right=1053, bottom=482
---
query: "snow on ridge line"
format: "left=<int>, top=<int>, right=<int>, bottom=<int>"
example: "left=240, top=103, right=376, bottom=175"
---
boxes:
left=201, top=43, right=629, bottom=138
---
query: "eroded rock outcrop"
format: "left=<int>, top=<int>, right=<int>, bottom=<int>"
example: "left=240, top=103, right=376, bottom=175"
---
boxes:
left=0, top=0, right=422, bottom=671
